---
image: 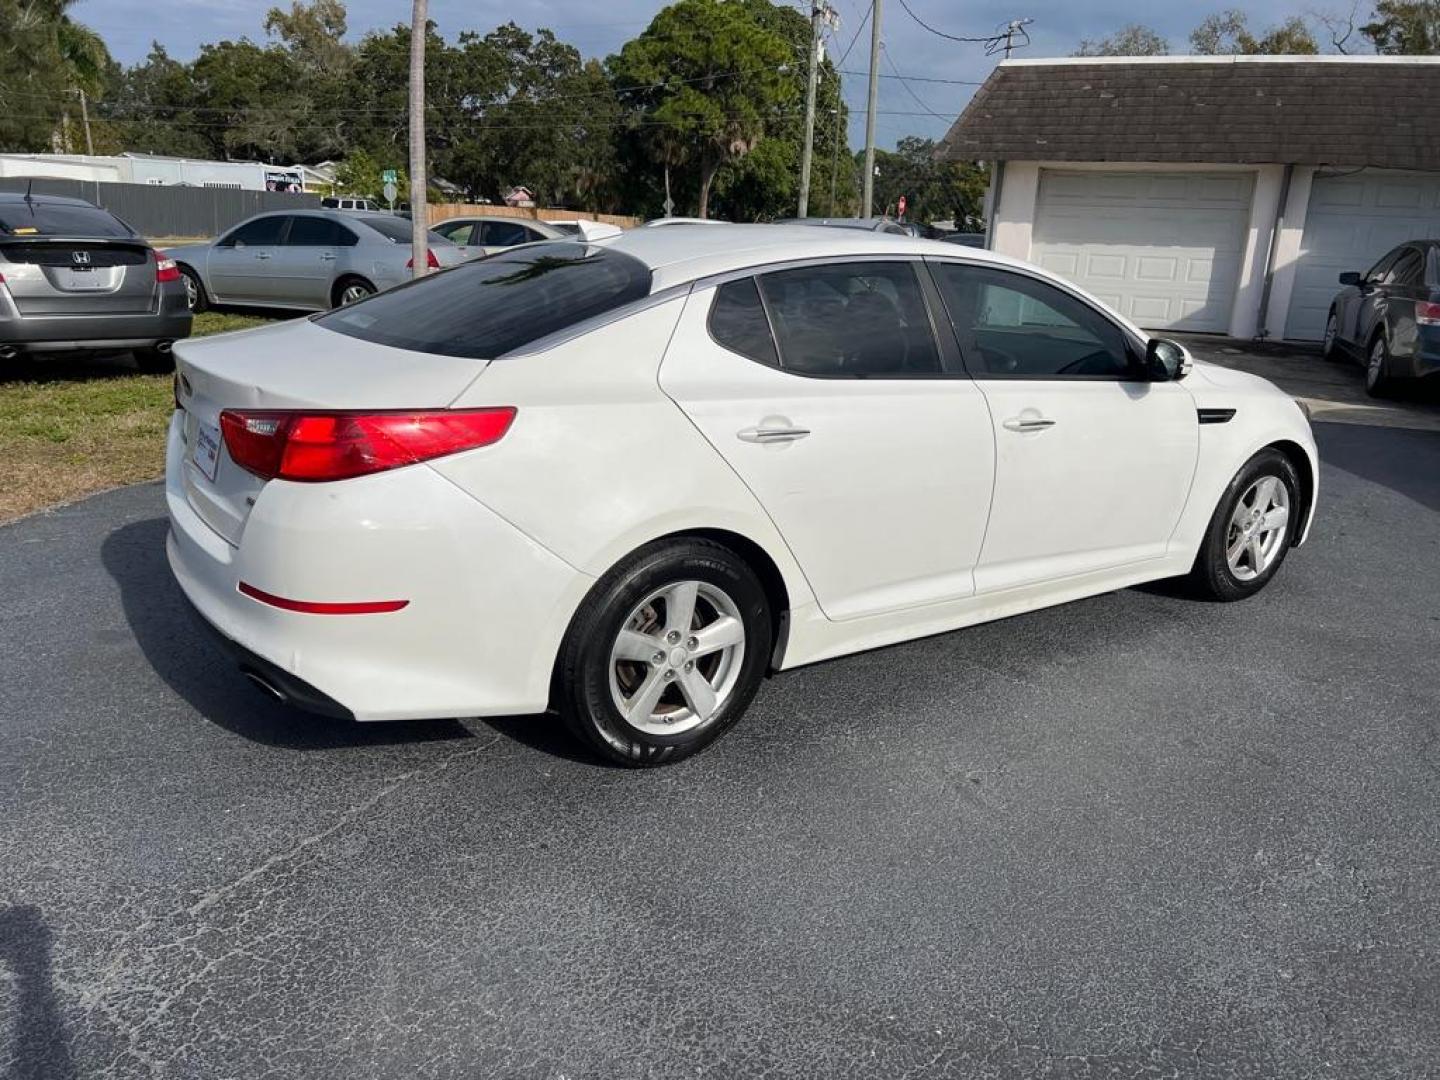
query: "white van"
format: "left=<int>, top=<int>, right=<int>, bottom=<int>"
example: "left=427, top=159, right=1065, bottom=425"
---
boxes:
left=321, top=197, right=381, bottom=212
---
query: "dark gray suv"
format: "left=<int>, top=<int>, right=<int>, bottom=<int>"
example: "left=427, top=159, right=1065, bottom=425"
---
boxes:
left=1324, top=239, right=1440, bottom=397
left=0, top=192, right=191, bottom=372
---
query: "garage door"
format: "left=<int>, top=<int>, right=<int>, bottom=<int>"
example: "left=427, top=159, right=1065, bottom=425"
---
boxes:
left=1284, top=170, right=1440, bottom=340
left=1031, top=170, right=1255, bottom=334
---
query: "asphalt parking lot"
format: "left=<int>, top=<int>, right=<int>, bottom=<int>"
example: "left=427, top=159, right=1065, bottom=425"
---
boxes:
left=3, top=414, right=1438, bottom=1077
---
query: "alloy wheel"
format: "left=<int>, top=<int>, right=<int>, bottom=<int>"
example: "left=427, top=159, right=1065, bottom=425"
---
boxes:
left=1322, top=313, right=1337, bottom=356
left=1367, top=338, right=1386, bottom=389
left=1225, top=475, right=1290, bottom=581
left=340, top=283, right=371, bottom=305
left=182, top=273, right=199, bottom=311
left=607, top=579, right=746, bottom=736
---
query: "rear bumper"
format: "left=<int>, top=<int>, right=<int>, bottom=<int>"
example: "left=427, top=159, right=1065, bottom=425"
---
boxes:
left=0, top=309, right=192, bottom=349
left=164, top=413, right=592, bottom=722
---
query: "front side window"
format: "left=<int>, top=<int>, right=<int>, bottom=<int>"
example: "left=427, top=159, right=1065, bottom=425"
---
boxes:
left=221, top=215, right=288, bottom=248
left=1366, top=248, right=1402, bottom=284
left=931, top=262, right=1132, bottom=379
left=1386, top=247, right=1424, bottom=286
left=482, top=221, right=533, bottom=247
left=708, top=278, right=778, bottom=367
left=756, top=262, right=941, bottom=376
left=316, top=242, right=652, bottom=360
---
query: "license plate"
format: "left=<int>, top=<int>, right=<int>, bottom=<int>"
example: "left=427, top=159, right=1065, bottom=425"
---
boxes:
left=192, top=420, right=222, bottom=482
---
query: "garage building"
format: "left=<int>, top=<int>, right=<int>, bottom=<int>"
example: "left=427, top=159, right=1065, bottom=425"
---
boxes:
left=939, top=55, right=1440, bottom=341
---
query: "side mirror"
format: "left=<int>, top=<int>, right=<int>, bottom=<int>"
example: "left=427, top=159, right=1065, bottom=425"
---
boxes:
left=1144, top=337, right=1192, bottom=381
left=1338, top=271, right=1362, bottom=286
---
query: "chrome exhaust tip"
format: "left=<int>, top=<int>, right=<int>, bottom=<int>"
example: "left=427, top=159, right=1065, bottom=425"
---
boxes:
left=156, top=339, right=173, bottom=354
left=0, top=345, right=18, bottom=360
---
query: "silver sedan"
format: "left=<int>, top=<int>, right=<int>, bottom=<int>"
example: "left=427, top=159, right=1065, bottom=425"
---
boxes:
left=165, top=210, right=474, bottom=313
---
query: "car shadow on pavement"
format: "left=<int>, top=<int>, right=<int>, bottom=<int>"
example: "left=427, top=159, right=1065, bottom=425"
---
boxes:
left=101, top=516, right=475, bottom=751
left=1314, top=420, right=1440, bottom=513
left=0, top=906, right=76, bottom=1080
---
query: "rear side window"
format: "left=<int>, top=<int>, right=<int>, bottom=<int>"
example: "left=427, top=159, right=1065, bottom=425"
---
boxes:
left=1386, top=247, right=1424, bottom=286
left=286, top=216, right=358, bottom=246
left=361, top=215, right=451, bottom=246
left=0, top=200, right=134, bottom=238
left=757, top=262, right=942, bottom=376
left=317, top=242, right=652, bottom=360
left=481, top=221, right=532, bottom=247
left=708, top=278, right=778, bottom=367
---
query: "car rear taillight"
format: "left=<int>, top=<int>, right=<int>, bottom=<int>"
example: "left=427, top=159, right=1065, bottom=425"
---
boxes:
left=153, top=250, right=181, bottom=283
left=219, top=408, right=516, bottom=482
left=1416, top=301, right=1440, bottom=326
left=405, top=248, right=441, bottom=270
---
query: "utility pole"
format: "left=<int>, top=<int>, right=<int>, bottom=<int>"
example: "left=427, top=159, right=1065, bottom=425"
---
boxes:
left=77, top=89, right=94, bottom=156
left=861, top=0, right=882, bottom=218
left=408, top=0, right=429, bottom=278
left=797, top=1, right=837, bottom=218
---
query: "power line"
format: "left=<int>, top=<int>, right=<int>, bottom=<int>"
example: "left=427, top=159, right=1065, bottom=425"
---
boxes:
left=893, top=0, right=1010, bottom=44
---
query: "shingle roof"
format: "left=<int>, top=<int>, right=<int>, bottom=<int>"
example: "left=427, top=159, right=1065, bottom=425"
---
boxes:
left=939, top=56, right=1440, bottom=170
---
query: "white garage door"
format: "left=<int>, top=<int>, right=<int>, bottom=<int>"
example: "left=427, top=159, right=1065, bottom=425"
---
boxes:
left=1284, top=170, right=1440, bottom=340
left=1031, top=170, right=1255, bottom=334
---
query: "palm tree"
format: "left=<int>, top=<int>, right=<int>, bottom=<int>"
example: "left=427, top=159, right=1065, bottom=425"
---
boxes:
left=0, top=0, right=111, bottom=151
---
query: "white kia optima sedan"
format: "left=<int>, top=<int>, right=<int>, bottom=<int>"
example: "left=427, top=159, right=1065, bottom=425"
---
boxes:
left=165, top=225, right=1318, bottom=764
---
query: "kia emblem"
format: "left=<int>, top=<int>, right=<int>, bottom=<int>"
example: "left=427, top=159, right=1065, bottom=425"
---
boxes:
left=71, top=250, right=91, bottom=266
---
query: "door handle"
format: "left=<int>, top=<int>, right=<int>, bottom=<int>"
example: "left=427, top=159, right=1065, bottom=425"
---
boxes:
left=254, top=252, right=271, bottom=260
left=1002, top=416, right=1056, bottom=432
left=319, top=253, right=337, bottom=261
left=737, top=425, right=811, bottom=444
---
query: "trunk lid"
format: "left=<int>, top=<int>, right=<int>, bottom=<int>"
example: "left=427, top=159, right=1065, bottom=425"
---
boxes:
left=173, top=317, right=489, bottom=545
left=0, top=239, right=158, bottom=315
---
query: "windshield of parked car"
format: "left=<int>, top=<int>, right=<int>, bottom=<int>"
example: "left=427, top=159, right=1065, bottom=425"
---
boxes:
left=316, top=242, right=653, bottom=360
left=0, top=200, right=135, bottom=238
left=360, top=215, right=453, bottom=246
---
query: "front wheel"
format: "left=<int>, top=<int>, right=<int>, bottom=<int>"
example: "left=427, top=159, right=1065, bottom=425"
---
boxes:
left=1321, top=310, right=1339, bottom=359
left=556, top=539, right=772, bottom=766
left=1186, top=448, right=1300, bottom=601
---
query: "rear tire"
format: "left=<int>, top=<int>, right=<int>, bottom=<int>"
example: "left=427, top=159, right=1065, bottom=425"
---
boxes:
left=134, top=346, right=174, bottom=374
left=1186, top=448, right=1300, bottom=602
left=556, top=539, right=772, bottom=767
left=1365, top=333, right=1395, bottom=398
left=332, top=277, right=375, bottom=307
left=177, top=265, right=208, bottom=313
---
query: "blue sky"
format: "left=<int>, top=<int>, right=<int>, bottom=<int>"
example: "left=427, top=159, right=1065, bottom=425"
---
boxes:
left=73, top=0, right=1322, bottom=148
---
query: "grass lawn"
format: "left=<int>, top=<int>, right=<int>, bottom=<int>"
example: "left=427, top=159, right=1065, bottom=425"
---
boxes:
left=0, top=311, right=288, bottom=523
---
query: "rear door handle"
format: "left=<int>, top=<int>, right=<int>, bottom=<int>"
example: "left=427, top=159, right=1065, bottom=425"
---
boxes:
left=254, top=252, right=271, bottom=260
left=1002, top=416, right=1056, bottom=432
left=319, top=253, right=337, bottom=261
left=738, top=426, right=811, bottom=444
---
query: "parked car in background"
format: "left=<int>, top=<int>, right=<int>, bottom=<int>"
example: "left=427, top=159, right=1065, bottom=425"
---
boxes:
left=431, top=216, right=568, bottom=254
left=1323, top=239, right=1440, bottom=397
left=543, top=219, right=625, bottom=242
left=166, top=224, right=1316, bottom=767
left=775, top=216, right=910, bottom=236
left=941, top=232, right=987, bottom=249
left=0, top=191, right=190, bottom=371
left=321, top=196, right=381, bottom=212
left=643, top=216, right=728, bottom=227
left=165, top=210, right=471, bottom=313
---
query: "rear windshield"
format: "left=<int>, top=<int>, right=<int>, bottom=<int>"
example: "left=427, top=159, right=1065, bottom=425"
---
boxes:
left=0, top=200, right=134, bottom=238
left=361, top=215, right=452, bottom=246
left=316, top=242, right=653, bottom=359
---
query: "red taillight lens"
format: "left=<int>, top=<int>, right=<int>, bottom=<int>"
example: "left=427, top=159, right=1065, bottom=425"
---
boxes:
left=154, top=251, right=180, bottom=283
left=1416, top=301, right=1440, bottom=326
left=404, top=248, right=441, bottom=270
left=219, top=408, right=515, bottom=482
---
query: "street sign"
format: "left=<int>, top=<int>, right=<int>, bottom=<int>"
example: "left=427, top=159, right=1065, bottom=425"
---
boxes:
left=381, top=169, right=398, bottom=184
left=897, top=194, right=907, bottom=218
left=383, top=182, right=398, bottom=206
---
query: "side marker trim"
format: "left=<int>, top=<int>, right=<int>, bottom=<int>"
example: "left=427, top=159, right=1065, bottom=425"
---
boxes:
left=238, top=581, right=409, bottom=615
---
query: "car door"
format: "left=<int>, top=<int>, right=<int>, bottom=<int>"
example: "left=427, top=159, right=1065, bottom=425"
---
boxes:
left=206, top=215, right=288, bottom=303
left=659, top=261, right=997, bottom=622
left=432, top=220, right=477, bottom=247
left=928, top=259, right=1199, bottom=595
left=279, top=215, right=357, bottom=308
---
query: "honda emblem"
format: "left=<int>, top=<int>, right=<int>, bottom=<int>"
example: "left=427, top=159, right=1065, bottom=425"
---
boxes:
left=71, top=250, right=91, bottom=266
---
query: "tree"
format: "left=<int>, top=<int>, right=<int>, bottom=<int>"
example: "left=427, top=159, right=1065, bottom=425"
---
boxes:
left=1190, top=10, right=1319, bottom=53
left=1074, top=24, right=1170, bottom=56
left=0, top=0, right=112, bottom=152
left=1362, top=0, right=1440, bottom=53
left=264, top=0, right=350, bottom=76
left=610, top=0, right=796, bottom=218
left=868, top=137, right=986, bottom=226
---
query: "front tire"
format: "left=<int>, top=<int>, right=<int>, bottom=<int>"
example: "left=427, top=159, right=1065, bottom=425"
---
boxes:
left=556, top=539, right=772, bottom=766
left=1321, top=310, right=1340, bottom=359
left=1186, top=448, right=1300, bottom=602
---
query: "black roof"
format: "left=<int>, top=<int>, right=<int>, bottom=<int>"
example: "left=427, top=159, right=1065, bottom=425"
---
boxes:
left=939, top=57, right=1440, bottom=171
